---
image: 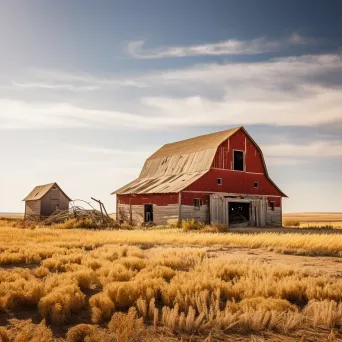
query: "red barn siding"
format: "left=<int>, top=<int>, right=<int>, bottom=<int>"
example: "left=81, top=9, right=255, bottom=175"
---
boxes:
left=185, top=169, right=283, bottom=197
left=117, top=193, right=178, bottom=206
left=267, top=196, right=281, bottom=207
left=181, top=192, right=210, bottom=206
left=212, top=129, right=264, bottom=173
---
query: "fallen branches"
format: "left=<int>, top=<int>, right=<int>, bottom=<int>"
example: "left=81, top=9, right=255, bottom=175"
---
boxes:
left=23, top=199, right=119, bottom=229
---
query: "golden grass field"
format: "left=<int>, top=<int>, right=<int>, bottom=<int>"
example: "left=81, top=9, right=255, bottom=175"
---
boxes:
left=0, top=217, right=342, bottom=341
left=283, top=212, right=342, bottom=228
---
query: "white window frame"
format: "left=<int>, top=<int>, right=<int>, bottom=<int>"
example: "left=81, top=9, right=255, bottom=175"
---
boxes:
left=233, top=149, right=245, bottom=172
left=193, top=198, right=202, bottom=210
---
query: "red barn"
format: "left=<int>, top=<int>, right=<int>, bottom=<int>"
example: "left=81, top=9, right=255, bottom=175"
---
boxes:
left=113, top=126, right=287, bottom=227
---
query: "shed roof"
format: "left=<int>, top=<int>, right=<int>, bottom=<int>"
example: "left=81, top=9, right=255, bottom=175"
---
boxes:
left=113, top=126, right=287, bottom=197
left=23, top=182, right=72, bottom=201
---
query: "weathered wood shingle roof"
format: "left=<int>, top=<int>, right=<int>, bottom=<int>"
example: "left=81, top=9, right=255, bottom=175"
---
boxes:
left=113, top=127, right=240, bottom=194
left=23, top=182, right=72, bottom=201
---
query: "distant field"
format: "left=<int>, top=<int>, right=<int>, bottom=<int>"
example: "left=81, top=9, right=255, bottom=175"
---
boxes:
left=0, top=213, right=24, bottom=219
left=283, top=212, right=342, bottom=228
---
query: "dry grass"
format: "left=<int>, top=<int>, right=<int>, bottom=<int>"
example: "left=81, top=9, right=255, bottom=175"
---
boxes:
left=284, top=212, right=342, bottom=229
left=1, top=224, right=342, bottom=341
left=283, top=220, right=300, bottom=227
left=1, top=225, right=342, bottom=257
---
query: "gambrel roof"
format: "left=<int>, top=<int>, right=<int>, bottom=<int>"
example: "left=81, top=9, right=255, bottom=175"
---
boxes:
left=113, top=126, right=287, bottom=197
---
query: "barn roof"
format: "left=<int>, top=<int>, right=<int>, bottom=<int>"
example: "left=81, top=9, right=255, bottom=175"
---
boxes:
left=23, top=182, right=72, bottom=201
left=113, top=127, right=240, bottom=195
left=113, top=126, right=287, bottom=197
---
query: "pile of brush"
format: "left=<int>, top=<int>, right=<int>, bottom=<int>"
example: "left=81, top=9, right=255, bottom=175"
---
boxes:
left=24, top=199, right=120, bottom=229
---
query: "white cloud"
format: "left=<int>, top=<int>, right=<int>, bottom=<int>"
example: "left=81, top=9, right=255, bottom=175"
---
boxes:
left=152, top=54, right=339, bottom=87
left=262, top=141, right=342, bottom=158
left=12, top=81, right=100, bottom=92
left=11, top=69, right=146, bottom=92
left=70, top=144, right=151, bottom=156
left=127, top=34, right=317, bottom=59
left=2, top=54, right=341, bottom=129
left=0, top=99, right=147, bottom=129
left=141, top=85, right=341, bottom=126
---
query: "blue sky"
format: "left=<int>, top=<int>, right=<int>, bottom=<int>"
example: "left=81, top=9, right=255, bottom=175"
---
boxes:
left=0, top=0, right=341, bottom=213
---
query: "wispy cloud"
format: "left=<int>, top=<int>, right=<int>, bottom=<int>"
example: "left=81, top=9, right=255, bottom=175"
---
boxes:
left=11, top=69, right=146, bottom=92
left=70, top=144, right=151, bottom=156
left=127, top=33, right=317, bottom=59
left=2, top=54, right=341, bottom=130
left=262, top=141, right=342, bottom=158
left=12, top=81, right=100, bottom=92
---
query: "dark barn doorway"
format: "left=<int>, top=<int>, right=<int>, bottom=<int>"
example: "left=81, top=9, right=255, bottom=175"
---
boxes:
left=144, top=204, right=153, bottom=223
left=228, top=202, right=250, bottom=226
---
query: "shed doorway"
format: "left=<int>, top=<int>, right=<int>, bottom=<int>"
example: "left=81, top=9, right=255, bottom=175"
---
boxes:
left=228, top=202, right=250, bottom=227
left=144, top=204, right=153, bottom=223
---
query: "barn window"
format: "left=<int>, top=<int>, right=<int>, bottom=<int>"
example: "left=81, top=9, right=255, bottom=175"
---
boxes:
left=233, top=150, right=244, bottom=171
left=193, top=198, right=202, bottom=210
left=254, top=182, right=258, bottom=188
left=270, top=201, right=275, bottom=211
left=217, top=178, right=222, bottom=185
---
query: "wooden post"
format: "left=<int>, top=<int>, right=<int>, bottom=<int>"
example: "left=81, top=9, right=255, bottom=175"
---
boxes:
left=280, top=197, right=283, bottom=227
left=178, top=192, right=182, bottom=226
left=116, top=196, right=119, bottom=222
left=208, top=195, right=210, bottom=224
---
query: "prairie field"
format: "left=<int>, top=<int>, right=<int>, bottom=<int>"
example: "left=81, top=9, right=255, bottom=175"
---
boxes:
left=0, top=221, right=342, bottom=341
left=283, top=212, right=342, bottom=228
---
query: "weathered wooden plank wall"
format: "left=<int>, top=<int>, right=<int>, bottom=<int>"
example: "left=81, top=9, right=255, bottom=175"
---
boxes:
left=118, top=203, right=179, bottom=225
left=25, top=200, right=41, bottom=216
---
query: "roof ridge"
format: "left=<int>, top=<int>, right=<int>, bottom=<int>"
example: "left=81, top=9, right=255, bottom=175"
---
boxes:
left=162, top=126, right=241, bottom=147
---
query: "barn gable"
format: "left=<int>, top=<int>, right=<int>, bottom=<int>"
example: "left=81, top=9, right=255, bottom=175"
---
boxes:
left=186, top=128, right=287, bottom=197
left=113, top=126, right=286, bottom=197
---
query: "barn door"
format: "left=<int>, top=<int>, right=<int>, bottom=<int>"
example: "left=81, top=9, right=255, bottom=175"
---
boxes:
left=250, top=199, right=266, bottom=227
left=50, top=199, right=59, bottom=214
left=144, top=204, right=153, bottom=223
left=251, top=200, right=259, bottom=226
left=259, top=198, right=267, bottom=227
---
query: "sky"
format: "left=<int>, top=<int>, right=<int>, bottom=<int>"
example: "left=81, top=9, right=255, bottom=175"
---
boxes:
left=0, top=0, right=341, bottom=213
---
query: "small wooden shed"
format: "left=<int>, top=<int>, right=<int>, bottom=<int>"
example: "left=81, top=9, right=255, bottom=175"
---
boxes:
left=23, top=182, right=71, bottom=217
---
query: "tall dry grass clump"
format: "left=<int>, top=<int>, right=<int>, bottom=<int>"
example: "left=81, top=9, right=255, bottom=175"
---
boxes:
left=51, top=218, right=99, bottom=229
left=10, top=319, right=53, bottom=342
left=66, top=324, right=97, bottom=342
left=108, top=307, right=145, bottom=342
left=38, top=284, right=85, bottom=324
left=89, top=293, right=115, bottom=323
left=0, top=328, right=9, bottom=342
left=182, top=219, right=206, bottom=231
left=283, top=220, right=300, bottom=227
